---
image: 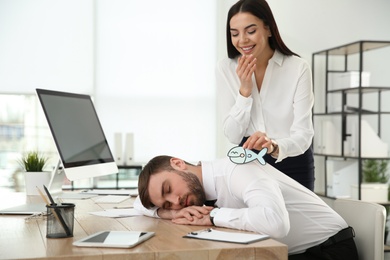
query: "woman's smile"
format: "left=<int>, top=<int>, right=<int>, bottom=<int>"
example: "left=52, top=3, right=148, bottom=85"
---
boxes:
left=241, top=45, right=255, bottom=54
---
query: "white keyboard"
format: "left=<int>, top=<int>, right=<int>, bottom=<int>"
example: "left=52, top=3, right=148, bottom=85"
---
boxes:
left=94, top=195, right=129, bottom=204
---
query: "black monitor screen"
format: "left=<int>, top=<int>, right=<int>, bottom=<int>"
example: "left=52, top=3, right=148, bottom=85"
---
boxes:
left=36, top=89, right=115, bottom=168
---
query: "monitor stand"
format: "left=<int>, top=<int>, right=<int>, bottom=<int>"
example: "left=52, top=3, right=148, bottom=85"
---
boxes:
left=48, top=159, right=97, bottom=200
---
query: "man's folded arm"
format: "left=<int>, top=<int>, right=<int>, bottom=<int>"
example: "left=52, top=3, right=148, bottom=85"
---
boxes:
left=134, top=196, right=213, bottom=220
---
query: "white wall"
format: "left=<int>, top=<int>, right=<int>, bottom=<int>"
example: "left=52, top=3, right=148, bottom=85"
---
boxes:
left=267, top=0, right=390, bottom=62
left=0, top=0, right=94, bottom=94
left=94, top=0, right=217, bottom=163
left=1, top=0, right=390, bottom=164
left=0, top=0, right=217, bottom=163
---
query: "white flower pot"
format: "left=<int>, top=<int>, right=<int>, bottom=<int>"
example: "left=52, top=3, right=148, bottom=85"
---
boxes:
left=24, top=171, right=51, bottom=195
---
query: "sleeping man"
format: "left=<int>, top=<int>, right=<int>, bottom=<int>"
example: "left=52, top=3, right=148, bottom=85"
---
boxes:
left=134, top=155, right=358, bottom=259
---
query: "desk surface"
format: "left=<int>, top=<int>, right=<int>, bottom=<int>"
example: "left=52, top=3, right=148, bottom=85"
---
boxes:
left=0, top=192, right=287, bottom=260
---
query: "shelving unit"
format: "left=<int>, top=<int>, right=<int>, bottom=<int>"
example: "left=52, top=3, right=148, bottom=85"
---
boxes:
left=312, top=40, right=390, bottom=201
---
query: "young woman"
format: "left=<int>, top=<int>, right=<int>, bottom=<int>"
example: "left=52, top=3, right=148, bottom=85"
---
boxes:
left=216, top=0, right=315, bottom=190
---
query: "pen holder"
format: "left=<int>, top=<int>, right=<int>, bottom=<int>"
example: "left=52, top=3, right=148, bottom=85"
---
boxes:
left=46, top=203, right=75, bottom=238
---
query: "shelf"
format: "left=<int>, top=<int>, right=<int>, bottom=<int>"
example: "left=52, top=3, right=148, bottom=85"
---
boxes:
left=314, top=154, right=390, bottom=160
left=317, top=193, right=390, bottom=204
left=314, top=40, right=390, bottom=56
left=327, top=86, right=390, bottom=94
left=312, top=40, right=390, bottom=202
left=317, top=193, right=390, bottom=206
left=314, top=111, right=390, bottom=116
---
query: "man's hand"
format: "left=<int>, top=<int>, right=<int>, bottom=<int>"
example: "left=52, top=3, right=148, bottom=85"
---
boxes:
left=172, top=206, right=214, bottom=221
left=157, top=206, right=213, bottom=221
left=172, top=212, right=213, bottom=226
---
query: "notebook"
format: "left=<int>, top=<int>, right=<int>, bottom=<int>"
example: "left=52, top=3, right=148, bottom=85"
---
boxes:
left=73, top=231, right=155, bottom=248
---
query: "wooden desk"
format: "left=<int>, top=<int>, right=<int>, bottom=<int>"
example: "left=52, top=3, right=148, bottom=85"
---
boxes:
left=0, top=194, right=288, bottom=260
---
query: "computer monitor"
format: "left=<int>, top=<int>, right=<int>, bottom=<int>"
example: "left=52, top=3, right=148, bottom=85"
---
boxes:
left=36, top=88, right=118, bottom=181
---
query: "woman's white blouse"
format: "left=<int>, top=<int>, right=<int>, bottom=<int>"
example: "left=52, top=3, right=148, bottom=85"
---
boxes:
left=216, top=50, right=314, bottom=162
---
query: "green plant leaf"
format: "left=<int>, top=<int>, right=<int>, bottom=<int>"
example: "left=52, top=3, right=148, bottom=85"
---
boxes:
left=363, top=159, right=389, bottom=183
left=20, top=151, right=49, bottom=172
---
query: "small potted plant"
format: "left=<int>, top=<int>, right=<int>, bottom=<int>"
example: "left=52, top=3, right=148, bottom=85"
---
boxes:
left=361, top=159, right=389, bottom=202
left=20, top=151, right=51, bottom=195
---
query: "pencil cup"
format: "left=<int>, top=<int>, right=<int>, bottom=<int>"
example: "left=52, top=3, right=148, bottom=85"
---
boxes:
left=46, top=203, right=75, bottom=238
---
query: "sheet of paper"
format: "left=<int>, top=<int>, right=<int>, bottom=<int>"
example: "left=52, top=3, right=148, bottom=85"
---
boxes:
left=90, top=208, right=143, bottom=218
left=184, top=228, right=269, bottom=244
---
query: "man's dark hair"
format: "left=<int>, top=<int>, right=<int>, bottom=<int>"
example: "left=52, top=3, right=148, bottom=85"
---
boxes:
left=138, top=155, right=196, bottom=208
left=138, top=155, right=174, bottom=208
left=226, top=0, right=299, bottom=59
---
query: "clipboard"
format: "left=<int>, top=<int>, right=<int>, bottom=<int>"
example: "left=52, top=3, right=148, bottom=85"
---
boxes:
left=183, top=228, right=270, bottom=244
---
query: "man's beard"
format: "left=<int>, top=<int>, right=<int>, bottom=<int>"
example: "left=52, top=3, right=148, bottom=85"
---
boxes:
left=175, top=170, right=206, bottom=206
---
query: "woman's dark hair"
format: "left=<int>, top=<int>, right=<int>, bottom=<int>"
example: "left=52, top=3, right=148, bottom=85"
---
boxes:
left=226, top=0, right=299, bottom=59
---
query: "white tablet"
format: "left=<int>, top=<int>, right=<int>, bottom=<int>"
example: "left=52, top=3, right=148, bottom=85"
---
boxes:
left=73, top=231, right=155, bottom=248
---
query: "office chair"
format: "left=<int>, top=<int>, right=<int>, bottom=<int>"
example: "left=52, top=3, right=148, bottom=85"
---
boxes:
left=333, top=198, right=386, bottom=260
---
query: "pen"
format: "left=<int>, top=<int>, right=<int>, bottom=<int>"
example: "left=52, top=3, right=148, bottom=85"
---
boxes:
left=36, top=186, right=50, bottom=205
left=36, top=186, right=68, bottom=234
left=190, top=228, right=212, bottom=235
left=42, top=185, right=71, bottom=236
left=43, top=185, right=56, bottom=205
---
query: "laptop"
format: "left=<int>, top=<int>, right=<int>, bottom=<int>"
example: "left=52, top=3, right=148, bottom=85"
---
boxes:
left=0, top=203, right=48, bottom=215
left=0, top=161, right=96, bottom=215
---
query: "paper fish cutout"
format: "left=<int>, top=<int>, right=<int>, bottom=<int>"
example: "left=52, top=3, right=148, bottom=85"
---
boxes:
left=227, top=146, right=267, bottom=165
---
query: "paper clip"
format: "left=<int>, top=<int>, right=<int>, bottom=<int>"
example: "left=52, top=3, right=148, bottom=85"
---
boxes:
left=25, top=212, right=47, bottom=222
left=190, top=228, right=212, bottom=235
